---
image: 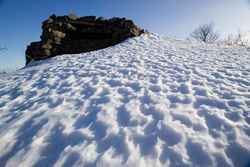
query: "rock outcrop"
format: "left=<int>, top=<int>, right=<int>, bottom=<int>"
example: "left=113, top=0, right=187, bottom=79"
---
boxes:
left=25, top=14, right=144, bottom=65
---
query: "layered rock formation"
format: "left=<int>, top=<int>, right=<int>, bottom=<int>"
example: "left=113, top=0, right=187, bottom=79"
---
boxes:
left=25, top=14, right=144, bottom=65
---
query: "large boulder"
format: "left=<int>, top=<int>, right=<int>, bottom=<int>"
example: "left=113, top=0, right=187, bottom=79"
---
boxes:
left=25, top=14, right=144, bottom=65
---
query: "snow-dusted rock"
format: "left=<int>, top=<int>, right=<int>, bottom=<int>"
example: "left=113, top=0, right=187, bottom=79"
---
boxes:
left=25, top=15, right=144, bottom=65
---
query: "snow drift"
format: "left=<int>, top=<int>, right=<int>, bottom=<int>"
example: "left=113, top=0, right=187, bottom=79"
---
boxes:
left=0, top=34, right=250, bottom=167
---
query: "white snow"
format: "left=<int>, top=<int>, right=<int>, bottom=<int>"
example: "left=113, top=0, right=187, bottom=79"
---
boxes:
left=0, top=33, right=250, bottom=167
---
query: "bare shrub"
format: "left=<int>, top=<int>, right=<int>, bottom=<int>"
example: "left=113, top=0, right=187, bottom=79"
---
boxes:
left=190, top=23, right=219, bottom=43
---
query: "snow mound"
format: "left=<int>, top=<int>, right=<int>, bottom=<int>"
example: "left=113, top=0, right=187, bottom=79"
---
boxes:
left=0, top=34, right=250, bottom=167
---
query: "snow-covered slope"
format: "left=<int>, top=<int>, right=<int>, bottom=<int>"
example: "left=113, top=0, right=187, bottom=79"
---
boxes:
left=0, top=34, right=250, bottom=167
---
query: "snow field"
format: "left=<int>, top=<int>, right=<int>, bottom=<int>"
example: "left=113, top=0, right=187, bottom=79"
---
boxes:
left=0, top=34, right=250, bottom=167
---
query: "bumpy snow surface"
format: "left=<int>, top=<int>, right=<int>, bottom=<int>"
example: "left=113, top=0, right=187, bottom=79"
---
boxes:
left=0, top=34, right=250, bottom=167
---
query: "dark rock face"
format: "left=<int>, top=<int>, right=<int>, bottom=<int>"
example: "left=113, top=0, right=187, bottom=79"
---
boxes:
left=25, top=14, right=144, bottom=65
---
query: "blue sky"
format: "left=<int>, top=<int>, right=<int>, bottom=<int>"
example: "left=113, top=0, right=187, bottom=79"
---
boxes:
left=0, top=0, right=250, bottom=70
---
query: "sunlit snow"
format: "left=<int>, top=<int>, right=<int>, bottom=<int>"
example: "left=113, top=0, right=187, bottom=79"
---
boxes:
left=0, top=34, right=250, bottom=167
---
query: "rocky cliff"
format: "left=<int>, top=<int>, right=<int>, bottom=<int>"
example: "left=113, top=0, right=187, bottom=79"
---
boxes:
left=25, top=14, right=144, bottom=65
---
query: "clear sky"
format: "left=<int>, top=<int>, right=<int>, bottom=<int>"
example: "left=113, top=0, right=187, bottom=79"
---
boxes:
left=0, top=0, right=250, bottom=70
